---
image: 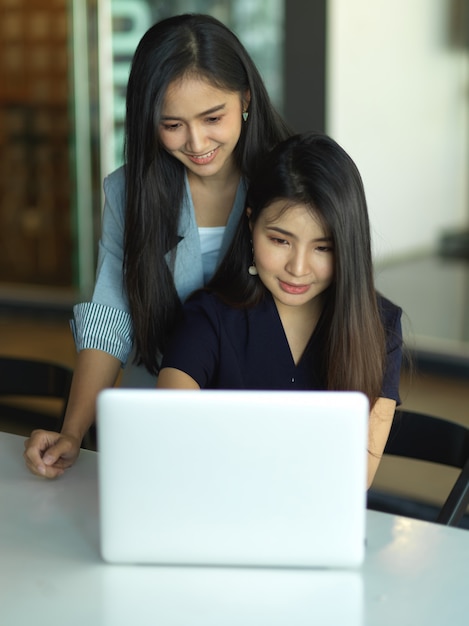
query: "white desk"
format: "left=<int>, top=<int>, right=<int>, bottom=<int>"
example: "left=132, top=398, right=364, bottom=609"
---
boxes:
left=1, top=432, right=469, bottom=626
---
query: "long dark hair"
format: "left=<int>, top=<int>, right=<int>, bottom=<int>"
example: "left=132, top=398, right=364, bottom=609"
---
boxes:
left=123, top=13, right=292, bottom=375
left=209, top=132, right=386, bottom=406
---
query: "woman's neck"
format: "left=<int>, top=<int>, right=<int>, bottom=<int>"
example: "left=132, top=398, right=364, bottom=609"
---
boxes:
left=188, top=168, right=241, bottom=228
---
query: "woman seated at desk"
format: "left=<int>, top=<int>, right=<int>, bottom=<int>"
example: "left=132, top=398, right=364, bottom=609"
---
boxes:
left=158, top=132, right=403, bottom=489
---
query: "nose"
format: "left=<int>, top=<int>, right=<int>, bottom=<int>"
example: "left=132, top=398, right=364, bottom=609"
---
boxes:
left=285, top=248, right=311, bottom=277
left=186, top=124, right=209, bottom=154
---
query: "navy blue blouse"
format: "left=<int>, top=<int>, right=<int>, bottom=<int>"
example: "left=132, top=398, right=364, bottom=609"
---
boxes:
left=161, top=291, right=403, bottom=402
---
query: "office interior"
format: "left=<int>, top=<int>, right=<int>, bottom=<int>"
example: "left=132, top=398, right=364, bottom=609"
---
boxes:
left=0, top=0, right=468, bottom=515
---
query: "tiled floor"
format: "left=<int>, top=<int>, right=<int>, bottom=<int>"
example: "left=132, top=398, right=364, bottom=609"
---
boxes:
left=1, top=311, right=469, bottom=508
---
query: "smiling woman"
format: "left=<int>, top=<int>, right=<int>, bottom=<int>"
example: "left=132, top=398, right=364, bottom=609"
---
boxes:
left=157, top=131, right=404, bottom=489
left=246, top=201, right=334, bottom=365
left=159, top=77, right=249, bottom=180
left=249, top=201, right=334, bottom=311
left=22, top=13, right=292, bottom=479
left=158, top=76, right=250, bottom=228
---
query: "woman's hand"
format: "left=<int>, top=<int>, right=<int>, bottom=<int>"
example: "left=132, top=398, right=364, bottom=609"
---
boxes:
left=23, top=430, right=81, bottom=479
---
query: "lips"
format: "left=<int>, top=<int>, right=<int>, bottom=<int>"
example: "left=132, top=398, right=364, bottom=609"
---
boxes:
left=278, top=280, right=311, bottom=295
left=186, top=148, right=218, bottom=165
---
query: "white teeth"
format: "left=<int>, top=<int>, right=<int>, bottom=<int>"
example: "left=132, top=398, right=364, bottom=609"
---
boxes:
left=191, top=150, right=214, bottom=159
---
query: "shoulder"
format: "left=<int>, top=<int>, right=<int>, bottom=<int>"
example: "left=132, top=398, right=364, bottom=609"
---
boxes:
left=377, top=293, right=403, bottom=355
left=184, top=290, right=250, bottom=330
left=100, top=166, right=126, bottom=226
left=103, top=165, right=126, bottom=199
left=377, top=293, right=402, bottom=329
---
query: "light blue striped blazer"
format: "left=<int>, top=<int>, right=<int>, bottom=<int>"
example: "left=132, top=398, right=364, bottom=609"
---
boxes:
left=72, top=166, right=246, bottom=387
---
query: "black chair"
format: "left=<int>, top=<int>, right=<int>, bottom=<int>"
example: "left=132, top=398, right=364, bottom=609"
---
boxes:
left=368, top=409, right=469, bottom=528
left=0, top=356, right=73, bottom=436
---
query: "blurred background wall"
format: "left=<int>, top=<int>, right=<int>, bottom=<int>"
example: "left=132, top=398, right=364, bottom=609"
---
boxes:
left=327, top=0, right=469, bottom=261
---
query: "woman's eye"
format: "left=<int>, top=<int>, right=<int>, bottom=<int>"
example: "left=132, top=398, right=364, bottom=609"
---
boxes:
left=205, top=116, right=221, bottom=124
left=271, top=237, right=289, bottom=245
left=162, top=122, right=180, bottom=131
left=316, top=245, right=333, bottom=253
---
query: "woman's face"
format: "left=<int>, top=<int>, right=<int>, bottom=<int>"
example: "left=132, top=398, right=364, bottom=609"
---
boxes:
left=158, top=76, right=247, bottom=182
left=250, top=200, right=335, bottom=317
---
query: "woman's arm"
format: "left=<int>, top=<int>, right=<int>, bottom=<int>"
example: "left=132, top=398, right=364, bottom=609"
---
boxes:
left=367, top=396, right=396, bottom=489
left=366, top=297, right=403, bottom=488
left=157, top=367, right=200, bottom=389
left=158, top=292, right=223, bottom=390
left=23, top=349, right=121, bottom=478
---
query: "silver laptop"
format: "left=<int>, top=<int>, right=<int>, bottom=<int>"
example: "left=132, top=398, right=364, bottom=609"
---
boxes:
left=97, top=389, right=369, bottom=568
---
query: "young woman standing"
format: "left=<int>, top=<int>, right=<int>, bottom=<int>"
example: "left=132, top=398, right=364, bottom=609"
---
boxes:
left=24, top=14, right=292, bottom=478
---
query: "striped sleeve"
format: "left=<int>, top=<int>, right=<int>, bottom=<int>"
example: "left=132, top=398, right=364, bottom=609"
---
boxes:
left=70, top=302, right=133, bottom=365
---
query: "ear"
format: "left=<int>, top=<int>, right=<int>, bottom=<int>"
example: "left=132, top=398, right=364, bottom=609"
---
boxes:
left=243, top=89, right=251, bottom=111
left=246, top=207, right=253, bottom=232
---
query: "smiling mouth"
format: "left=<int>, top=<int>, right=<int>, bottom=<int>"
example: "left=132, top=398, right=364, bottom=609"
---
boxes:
left=186, top=149, right=217, bottom=164
left=278, top=280, right=310, bottom=295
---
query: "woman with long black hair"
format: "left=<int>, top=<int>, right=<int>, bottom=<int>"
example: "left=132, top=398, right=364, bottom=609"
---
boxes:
left=158, top=132, right=403, bottom=488
left=24, top=14, right=292, bottom=477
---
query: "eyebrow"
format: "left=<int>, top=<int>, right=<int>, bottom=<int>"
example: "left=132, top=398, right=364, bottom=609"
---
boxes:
left=266, top=225, right=333, bottom=243
left=160, top=103, right=226, bottom=121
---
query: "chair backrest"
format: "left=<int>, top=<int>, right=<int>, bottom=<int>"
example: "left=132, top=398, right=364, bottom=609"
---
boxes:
left=0, top=356, right=73, bottom=433
left=386, top=409, right=469, bottom=469
left=370, top=409, right=469, bottom=527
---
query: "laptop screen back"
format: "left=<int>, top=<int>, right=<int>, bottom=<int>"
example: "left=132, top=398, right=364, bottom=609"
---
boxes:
left=97, top=389, right=368, bottom=568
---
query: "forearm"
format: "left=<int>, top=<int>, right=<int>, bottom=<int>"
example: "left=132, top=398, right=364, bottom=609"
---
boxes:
left=367, top=451, right=382, bottom=490
left=61, top=349, right=122, bottom=443
left=367, top=397, right=397, bottom=489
